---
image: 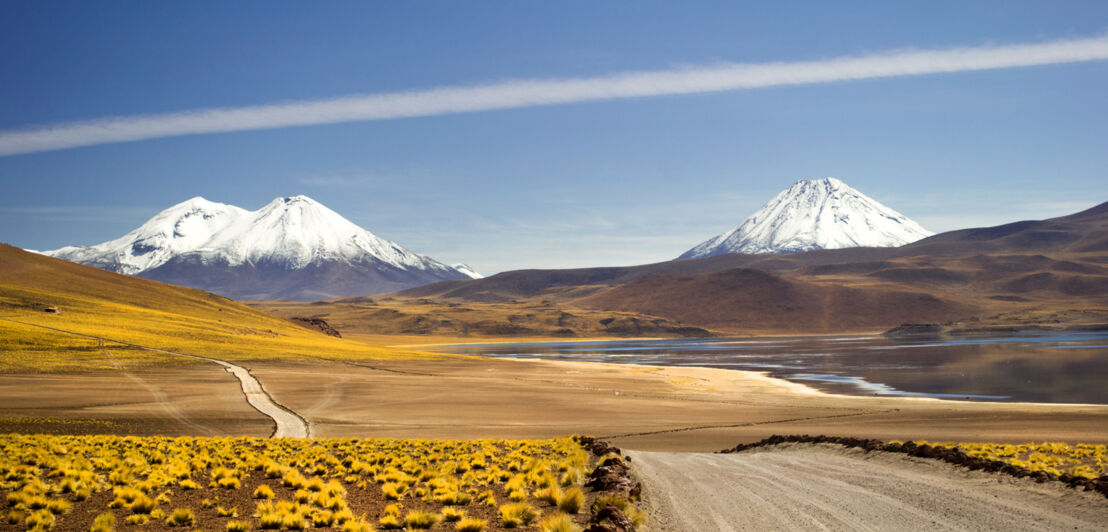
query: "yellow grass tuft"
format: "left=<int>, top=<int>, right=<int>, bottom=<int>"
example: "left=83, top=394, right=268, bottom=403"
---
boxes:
left=253, top=484, right=274, bottom=499
left=403, top=510, right=440, bottom=529
left=90, top=512, right=116, bottom=532
left=455, top=517, right=488, bottom=532
left=226, top=520, right=251, bottom=532
left=498, top=502, right=538, bottom=528
left=539, top=513, right=583, bottom=532
left=166, top=507, right=195, bottom=527
left=557, top=486, right=585, bottom=514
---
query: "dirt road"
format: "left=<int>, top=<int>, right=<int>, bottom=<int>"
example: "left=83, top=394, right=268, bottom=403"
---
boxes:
left=628, top=444, right=1108, bottom=531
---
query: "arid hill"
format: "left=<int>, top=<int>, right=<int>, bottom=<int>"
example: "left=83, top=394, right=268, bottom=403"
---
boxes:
left=574, top=268, right=975, bottom=333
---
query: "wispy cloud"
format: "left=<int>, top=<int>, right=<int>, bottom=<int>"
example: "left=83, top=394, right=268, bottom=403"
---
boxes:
left=3, top=34, right=1108, bottom=156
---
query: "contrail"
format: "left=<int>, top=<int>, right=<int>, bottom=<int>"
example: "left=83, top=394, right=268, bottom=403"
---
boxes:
left=2, top=34, right=1107, bottom=156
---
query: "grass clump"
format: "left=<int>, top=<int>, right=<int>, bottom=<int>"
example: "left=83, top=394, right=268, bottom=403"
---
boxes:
left=441, top=507, right=466, bottom=522
left=436, top=489, right=473, bottom=505
left=535, top=485, right=562, bottom=505
left=557, top=486, right=585, bottom=514
left=378, top=513, right=402, bottom=530
left=455, top=517, right=488, bottom=532
left=129, top=495, right=157, bottom=514
left=166, top=507, right=195, bottom=527
left=24, top=509, right=55, bottom=530
left=539, top=513, right=583, bottom=532
left=45, top=499, right=70, bottom=515
left=477, top=490, right=497, bottom=507
left=403, top=510, right=440, bottom=529
left=380, top=482, right=407, bottom=500
left=90, top=512, right=115, bottom=532
left=226, top=520, right=252, bottom=532
left=498, top=502, right=538, bottom=528
left=310, top=509, right=335, bottom=527
left=340, top=520, right=375, bottom=532
left=253, top=484, right=274, bottom=499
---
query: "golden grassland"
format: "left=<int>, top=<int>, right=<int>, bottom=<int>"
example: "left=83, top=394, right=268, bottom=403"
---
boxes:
left=0, top=433, right=621, bottom=531
left=0, top=245, right=447, bottom=371
left=903, top=440, right=1108, bottom=479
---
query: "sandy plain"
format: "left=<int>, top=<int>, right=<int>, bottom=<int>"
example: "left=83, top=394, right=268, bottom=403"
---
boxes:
left=4, top=350, right=1107, bottom=452
left=0, top=362, right=272, bottom=437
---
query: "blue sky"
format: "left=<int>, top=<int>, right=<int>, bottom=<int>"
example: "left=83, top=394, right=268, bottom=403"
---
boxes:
left=2, top=2, right=1107, bottom=274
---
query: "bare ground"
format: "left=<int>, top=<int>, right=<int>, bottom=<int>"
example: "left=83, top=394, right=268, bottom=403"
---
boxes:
left=3, top=357, right=1107, bottom=450
left=246, top=358, right=1108, bottom=449
left=0, top=366, right=272, bottom=437
left=628, top=443, right=1108, bottom=531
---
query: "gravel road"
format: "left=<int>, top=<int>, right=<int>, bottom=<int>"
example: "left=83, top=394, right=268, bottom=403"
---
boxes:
left=208, top=359, right=309, bottom=438
left=628, top=443, right=1108, bottom=531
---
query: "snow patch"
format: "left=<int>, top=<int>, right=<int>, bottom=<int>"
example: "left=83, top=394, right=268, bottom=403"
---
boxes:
left=450, top=263, right=483, bottom=279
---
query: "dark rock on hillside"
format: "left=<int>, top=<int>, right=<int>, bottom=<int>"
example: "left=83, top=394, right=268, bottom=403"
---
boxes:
left=289, top=317, right=341, bottom=337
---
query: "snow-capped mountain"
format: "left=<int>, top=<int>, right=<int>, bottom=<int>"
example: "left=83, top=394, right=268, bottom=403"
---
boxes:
left=680, top=178, right=933, bottom=258
left=47, top=197, right=248, bottom=275
left=45, top=195, right=474, bottom=300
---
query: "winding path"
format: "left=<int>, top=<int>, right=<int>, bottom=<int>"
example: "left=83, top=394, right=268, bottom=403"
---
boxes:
left=628, top=445, right=1108, bottom=531
left=0, top=318, right=309, bottom=438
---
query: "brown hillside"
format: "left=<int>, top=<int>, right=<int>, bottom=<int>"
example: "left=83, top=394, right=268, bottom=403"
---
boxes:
left=573, top=268, right=978, bottom=333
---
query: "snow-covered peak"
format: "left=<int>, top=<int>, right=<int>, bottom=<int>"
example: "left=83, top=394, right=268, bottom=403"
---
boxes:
left=45, top=197, right=248, bottom=274
left=680, top=177, right=933, bottom=258
left=45, top=195, right=460, bottom=275
left=202, top=194, right=444, bottom=271
left=450, top=263, right=484, bottom=279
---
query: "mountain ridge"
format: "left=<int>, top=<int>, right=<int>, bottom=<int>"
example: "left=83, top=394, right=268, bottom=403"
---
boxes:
left=44, top=195, right=473, bottom=301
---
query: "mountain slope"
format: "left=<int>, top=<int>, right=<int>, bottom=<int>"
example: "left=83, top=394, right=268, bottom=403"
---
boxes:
left=680, top=178, right=932, bottom=258
left=574, top=268, right=975, bottom=333
left=0, top=244, right=434, bottom=370
left=45, top=196, right=471, bottom=301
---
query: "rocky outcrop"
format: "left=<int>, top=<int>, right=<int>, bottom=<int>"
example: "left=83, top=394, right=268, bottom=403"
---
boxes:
left=289, top=317, right=341, bottom=337
left=576, top=436, right=642, bottom=532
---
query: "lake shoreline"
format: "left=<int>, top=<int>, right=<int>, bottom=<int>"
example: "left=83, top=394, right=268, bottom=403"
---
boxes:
left=427, top=332, right=1108, bottom=406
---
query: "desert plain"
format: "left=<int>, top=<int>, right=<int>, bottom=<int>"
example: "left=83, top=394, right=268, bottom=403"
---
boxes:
left=4, top=342, right=1107, bottom=451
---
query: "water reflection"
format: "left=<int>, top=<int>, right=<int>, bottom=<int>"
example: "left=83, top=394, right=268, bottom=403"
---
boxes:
left=433, top=332, right=1108, bottom=404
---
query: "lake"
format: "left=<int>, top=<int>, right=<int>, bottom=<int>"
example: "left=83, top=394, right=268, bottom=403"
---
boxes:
left=432, top=332, right=1108, bottom=404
